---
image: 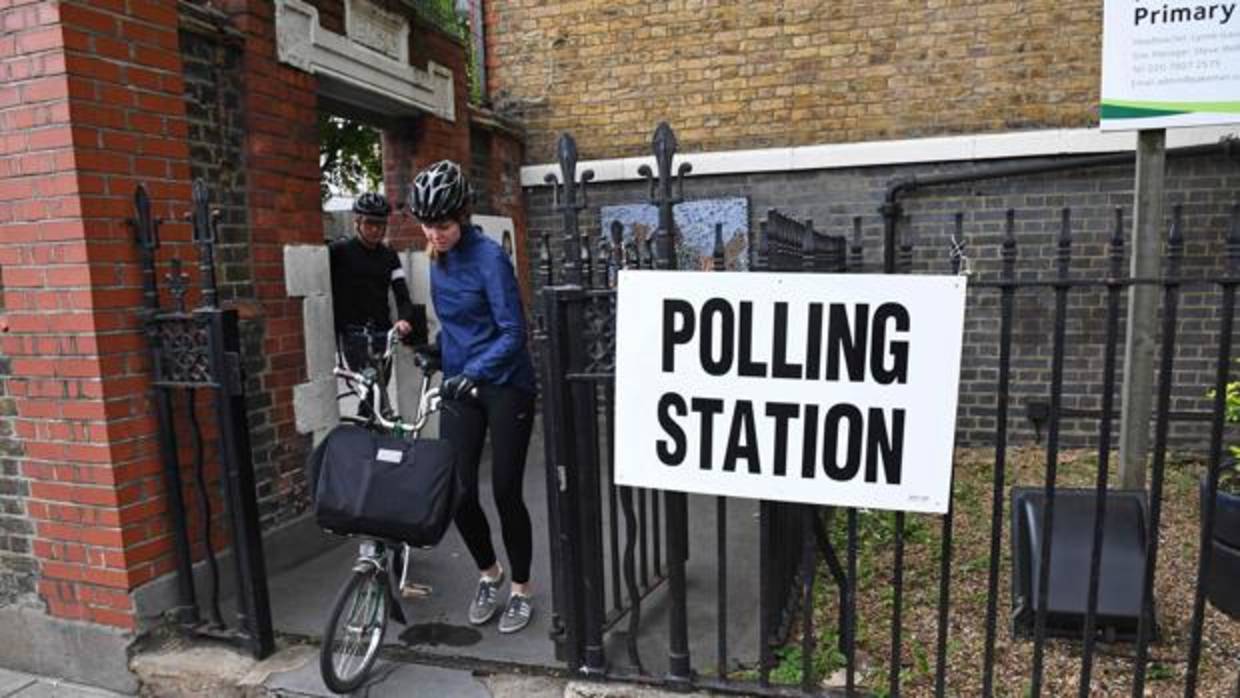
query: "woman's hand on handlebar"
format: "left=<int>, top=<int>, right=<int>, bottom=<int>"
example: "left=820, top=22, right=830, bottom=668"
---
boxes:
left=441, top=374, right=478, bottom=400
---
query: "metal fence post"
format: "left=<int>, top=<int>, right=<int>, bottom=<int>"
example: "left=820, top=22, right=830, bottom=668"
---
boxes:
left=540, top=284, right=588, bottom=670
left=130, top=186, right=199, bottom=627
left=639, top=121, right=693, bottom=686
left=191, top=180, right=273, bottom=658
left=564, top=291, right=608, bottom=675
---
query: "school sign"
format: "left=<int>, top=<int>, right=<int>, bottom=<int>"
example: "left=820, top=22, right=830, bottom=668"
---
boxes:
left=1101, top=0, right=1240, bottom=129
left=614, top=271, right=967, bottom=514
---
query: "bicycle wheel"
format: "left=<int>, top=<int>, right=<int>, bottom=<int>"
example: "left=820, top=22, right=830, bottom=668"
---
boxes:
left=320, top=567, right=389, bottom=694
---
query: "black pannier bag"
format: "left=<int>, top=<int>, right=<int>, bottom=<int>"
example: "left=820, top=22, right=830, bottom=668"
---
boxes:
left=308, top=424, right=458, bottom=547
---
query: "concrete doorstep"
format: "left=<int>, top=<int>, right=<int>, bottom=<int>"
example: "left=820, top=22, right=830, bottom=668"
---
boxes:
left=127, top=638, right=726, bottom=698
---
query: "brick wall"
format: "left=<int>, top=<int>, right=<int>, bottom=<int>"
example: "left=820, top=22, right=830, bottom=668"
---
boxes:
left=172, top=6, right=262, bottom=567
left=525, top=150, right=1240, bottom=451
left=473, top=113, right=529, bottom=299
left=0, top=272, right=34, bottom=606
left=0, top=0, right=488, bottom=634
left=379, top=22, right=530, bottom=306
left=382, top=18, right=473, bottom=251
left=180, top=16, right=249, bottom=305
left=0, top=0, right=198, bottom=630
left=0, top=0, right=39, bottom=600
left=219, top=0, right=323, bottom=529
left=485, top=1, right=1102, bottom=162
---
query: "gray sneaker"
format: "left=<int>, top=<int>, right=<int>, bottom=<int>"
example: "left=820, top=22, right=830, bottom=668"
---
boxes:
left=498, top=594, right=533, bottom=634
left=468, top=571, right=505, bottom=625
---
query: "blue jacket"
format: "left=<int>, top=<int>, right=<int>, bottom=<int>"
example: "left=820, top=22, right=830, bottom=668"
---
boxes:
left=431, top=226, right=536, bottom=393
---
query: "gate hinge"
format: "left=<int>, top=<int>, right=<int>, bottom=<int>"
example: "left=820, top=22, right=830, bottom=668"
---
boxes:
left=225, top=352, right=243, bottom=396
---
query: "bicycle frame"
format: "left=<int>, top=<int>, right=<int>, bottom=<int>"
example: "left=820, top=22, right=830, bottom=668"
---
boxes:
left=331, top=327, right=444, bottom=618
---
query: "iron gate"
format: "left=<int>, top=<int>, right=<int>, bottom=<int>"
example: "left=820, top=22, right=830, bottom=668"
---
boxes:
left=130, top=181, right=274, bottom=658
left=536, top=123, right=1240, bottom=696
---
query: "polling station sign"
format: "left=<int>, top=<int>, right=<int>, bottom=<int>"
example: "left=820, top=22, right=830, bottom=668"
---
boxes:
left=1101, top=0, right=1240, bottom=130
left=614, top=271, right=966, bottom=514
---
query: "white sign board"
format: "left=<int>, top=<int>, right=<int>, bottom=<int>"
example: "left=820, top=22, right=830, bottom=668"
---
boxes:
left=1101, top=0, right=1240, bottom=130
left=472, top=214, right=520, bottom=275
left=614, top=271, right=967, bottom=514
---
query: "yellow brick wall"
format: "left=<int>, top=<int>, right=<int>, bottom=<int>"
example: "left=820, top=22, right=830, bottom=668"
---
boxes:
left=485, top=1, right=1102, bottom=162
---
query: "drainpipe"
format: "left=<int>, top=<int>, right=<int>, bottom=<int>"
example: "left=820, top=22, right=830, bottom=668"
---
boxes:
left=459, top=0, right=487, bottom=103
left=880, top=137, right=1239, bottom=267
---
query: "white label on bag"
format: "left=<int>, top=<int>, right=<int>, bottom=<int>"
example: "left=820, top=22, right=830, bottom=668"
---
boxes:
left=376, top=448, right=403, bottom=464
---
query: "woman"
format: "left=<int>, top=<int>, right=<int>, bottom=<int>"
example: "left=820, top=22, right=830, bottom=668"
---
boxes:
left=409, top=160, right=538, bottom=634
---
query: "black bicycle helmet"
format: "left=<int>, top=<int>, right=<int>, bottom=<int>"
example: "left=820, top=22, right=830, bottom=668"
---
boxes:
left=409, top=160, right=469, bottom=221
left=352, top=192, right=391, bottom=219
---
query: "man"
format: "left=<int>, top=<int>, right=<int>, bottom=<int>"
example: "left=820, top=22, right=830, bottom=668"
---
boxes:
left=329, top=192, right=417, bottom=417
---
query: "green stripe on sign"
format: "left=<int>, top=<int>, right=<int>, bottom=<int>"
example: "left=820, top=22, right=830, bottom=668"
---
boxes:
left=1100, top=103, right=1186, bottom=120
left=1102, top=98, right=1240, bottom=113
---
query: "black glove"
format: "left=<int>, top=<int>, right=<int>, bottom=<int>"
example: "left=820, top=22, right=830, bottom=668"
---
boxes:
left=412, top=342, right=441, bottom=360
left=441, top=374, right=476, bottom=400
left=412, top=342, right=442, bottom=372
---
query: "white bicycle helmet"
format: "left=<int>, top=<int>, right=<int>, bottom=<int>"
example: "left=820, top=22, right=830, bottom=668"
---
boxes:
left=409, top=160, right=470, bottom=221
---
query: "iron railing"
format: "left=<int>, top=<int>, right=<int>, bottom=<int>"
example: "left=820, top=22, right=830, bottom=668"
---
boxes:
left=536, top=122, right=1240, bottom=696
left=130, top=181, right=274, bottom=659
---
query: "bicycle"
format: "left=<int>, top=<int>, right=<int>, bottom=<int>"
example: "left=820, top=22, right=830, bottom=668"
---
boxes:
left=318, top=327, right=445, bottom=694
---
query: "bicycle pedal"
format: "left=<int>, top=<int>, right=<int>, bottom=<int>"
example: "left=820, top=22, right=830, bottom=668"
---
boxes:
left=400, top=582, right=433, bottom=599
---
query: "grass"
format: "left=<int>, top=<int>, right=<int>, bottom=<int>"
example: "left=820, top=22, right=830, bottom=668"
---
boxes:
left=759, top=446, right=1239, bottom=696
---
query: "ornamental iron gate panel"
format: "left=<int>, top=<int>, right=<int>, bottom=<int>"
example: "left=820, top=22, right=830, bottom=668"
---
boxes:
left=130, top=181, right=274, bottom=659
left=536, top=122, right=1240, bottom=697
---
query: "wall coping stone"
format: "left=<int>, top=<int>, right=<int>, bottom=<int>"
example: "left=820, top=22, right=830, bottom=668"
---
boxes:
left=519, top=125, right=1240, bottom=187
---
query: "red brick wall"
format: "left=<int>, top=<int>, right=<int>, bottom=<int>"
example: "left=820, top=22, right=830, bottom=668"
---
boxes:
left=382, top=19, right=472, bottom=251
left=379, top=20, right=529, bottom=304
left=480, top=120, right=528, bottom=301
left=0, top=0, right=195, bottom=630
left=220, top=0, right=323, bottom=524
left=1, top=0, right=509, bottom=632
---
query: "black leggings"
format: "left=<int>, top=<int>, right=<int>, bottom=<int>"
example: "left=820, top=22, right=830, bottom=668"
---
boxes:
left=441, top=384, right=536, bottom=584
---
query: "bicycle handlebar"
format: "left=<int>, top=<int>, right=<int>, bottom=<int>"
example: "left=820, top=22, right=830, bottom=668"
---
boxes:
left=333, top=361, right=476, bottom=435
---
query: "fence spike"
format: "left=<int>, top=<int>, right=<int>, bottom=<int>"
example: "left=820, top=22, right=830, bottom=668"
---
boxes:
left=580, top=232, right=594, bottom=289
left=1109, top=208, right=1125, bottom=279
left=712, top=223, right=726, bottom=271
left=544, top=172, right=560, bottom=209
left=1001, top=209, right=1018, bottom=279
left=190, top=179, right=219, bottom=309
left=539, top=232, right=554, bottom=287
left=802, top=219, right=816, bottom=273
left=1227, top=203, right=1240, bottom=275
left=1168, top=203, right=1184, bottom=246
left=850, top=216, right=864, bottom=273
left=1056, top=207, right=1072, bottom=279
left=1163, top=204, right=1184, bottom=281
left=950, top=212, right=967, bottom=276
left=899, top=223, right=915, bottom=273
left=168, top=257, right=189, bottom=314
left=580, top=168, right=594, bottom=209
left=754, top=220, right=770, bottom=272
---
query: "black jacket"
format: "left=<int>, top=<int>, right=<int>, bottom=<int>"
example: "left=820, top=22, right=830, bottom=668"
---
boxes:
left=329, top=237, right=416, bottom=333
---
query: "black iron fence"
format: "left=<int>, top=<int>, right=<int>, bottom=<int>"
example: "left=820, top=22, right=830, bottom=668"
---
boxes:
left=536, top=122, right=1240, bottom=696
left=130, top=181, right=273, bottom=658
